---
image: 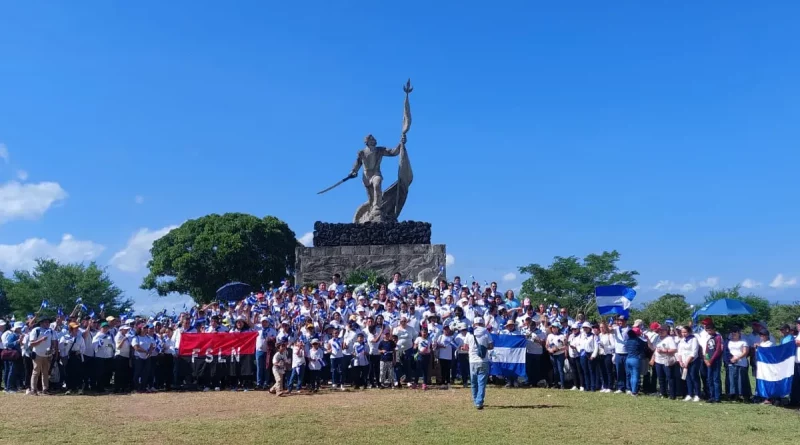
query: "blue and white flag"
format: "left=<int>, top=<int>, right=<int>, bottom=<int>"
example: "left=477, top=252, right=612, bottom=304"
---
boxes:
left=595, top=285, right=636, bottom=317
left=99, top=303, right=105, bottom=311
left=755, top=341, right=795, bottom=399
left=488, top=334, right=527, bottom=380
left=75, top=297, right=83, bottom=304
left=40, top=299, right=49, bottom=309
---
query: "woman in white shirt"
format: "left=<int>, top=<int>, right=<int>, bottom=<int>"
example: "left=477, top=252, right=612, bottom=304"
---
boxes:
left=546, top=323, right=567, bottom=389
left=567, top=324, right=584, bottom=390
left=597, top=323, right=615, bottom=392
left=726, top=327, right=750, bottom=401
left=392, top=316, right=415, bottom=387
left=114, top=325, right=132, bottom=394
left=677, top=326, right=700, bottom=401
left=652, top=325, right=678, bottom=399
left=436, top=325, right=454, bottom=389
left=131, top=325, right=155, bottom=393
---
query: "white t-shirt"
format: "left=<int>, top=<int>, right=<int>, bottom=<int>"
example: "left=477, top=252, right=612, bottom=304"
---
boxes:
left=29, top=327, right=55, bottom=357
left=678, top=336, right=699, bottom=362
left=115, top=332, right=131, bottom=358
left=414, top=336, right=432, bottom=355
left=131, top=335, right=153, bottom=360
left=598, top=333, right=615, bottom=355
left=525, top=328, right=546, bottom=355
left=653, top=335, right=677, bottom=365
left=392, top=326, right=414, bottom=351
left=466, top=327, right=492, bottom=364
left=308, top=347, right=324, bottom=370
left=547, top=333, right=566, bottom=355
left=727, top=340, right=748, bottom=367
left=437, top=334, right=453, bottom=360
left=613, top=326, right=629, bottom=354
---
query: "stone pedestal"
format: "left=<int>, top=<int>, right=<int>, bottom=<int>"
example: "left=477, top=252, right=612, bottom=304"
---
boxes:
left=295, top=244, right=446, bottom=286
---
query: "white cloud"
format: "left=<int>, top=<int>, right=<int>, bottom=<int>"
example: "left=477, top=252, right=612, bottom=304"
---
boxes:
left=698, top=276, right=719, bottom=288
left=769, top=273, right=798, bottom=289
left=502, top=272, right=517, bottom=282
left=741, top=278, right=762, bottom=289
left=0, top=234, right=105, bottom=272
left=110, top=226, right=177, bottom=273
left=653, top=280, right=696, bottom=293
left=445, top=253, right=455, bottom=267
left=298, top=232, right=313, bottom=247
left=134, top=195, right=145, bottom=204
left=0, top=143, right=8, bottom=163
left=16, top=170, right=28, bottom=181
left=0, top=181, right=68, bottom=224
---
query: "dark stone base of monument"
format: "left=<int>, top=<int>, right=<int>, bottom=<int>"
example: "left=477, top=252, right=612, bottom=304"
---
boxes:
left=295, top=244, right=446, bottom=286
left=313, top=221, right=431, bottom=247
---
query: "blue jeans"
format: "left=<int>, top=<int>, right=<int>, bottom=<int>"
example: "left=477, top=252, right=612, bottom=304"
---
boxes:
left=287, top=366, right=304, bottom=391
left=469, top=362, right=489, bottom=407
left=706, top=359, right=722, bottom=402
left=655, top=363, right=677, bottom=398
left=615, top=354, right=629, bottom=391
left=685, top=359, right=700, bottom=397
left=4, top=360, right=18, bottom=391
left=625, top=356, right=640, bottom=394
left=550, top=354, right=565, bottom=388
left=579, top=355, right=596, bottom=391
left=415, top=354, right=430, bottom=385
left=728, top=364, right=749, bottom=396
left=331, top=357, right=344, bottom=385
left=255, top=351, right=268, bottom=387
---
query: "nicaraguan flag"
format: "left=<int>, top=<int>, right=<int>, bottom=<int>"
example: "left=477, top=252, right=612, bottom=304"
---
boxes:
left=595, top=285, right=636, bottom=317
left=756, top=341, right=795, bottom=399
left=489, top=334, right=527, bottom=380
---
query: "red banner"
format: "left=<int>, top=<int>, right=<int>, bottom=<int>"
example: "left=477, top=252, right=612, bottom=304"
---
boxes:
left=178, top=332, right=257, bottom=357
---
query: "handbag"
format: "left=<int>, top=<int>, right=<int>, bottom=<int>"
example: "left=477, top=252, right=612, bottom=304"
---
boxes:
left=1, top=349, right=20, bottom=361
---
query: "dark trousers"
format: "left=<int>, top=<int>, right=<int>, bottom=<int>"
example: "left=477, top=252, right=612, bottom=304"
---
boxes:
left=791, top=363, right=800, bottom=406
left=368, top=354, right=381, bottom=386
left=82, top=355, right=95, bottom=390
left=95, top=357, right=113, bottom=390
left=354, top=365, right=368, bottom=388
left=728, top=364, right=750, bottom=398
left=457, top=354, right=470, bottom=386
left=133, top=358, right=152, bottom=391
left=308, top=369, right=321, bottom=390
left=655, top=363, right=677, bottom=398
left=614, top=354, right=628, bottom=391
left=157, top=355, right=173, bottom=390
left=439, top=358, right=452, bottom=385
left=330, top=357, right=344, bottom=386
left=600, top=355, right=613, bottom=389
left=568, top=356, right=582, bottom=388
left=525, top=354, right=540, bottom=386
left=579, top=355, right=596, bottom=391
left=65, top=354, right=83, bottom=391
left=114, top=356, right=131, bottom=392
left=415, top=354, right=430, bottom=385
left=23, top=356, right=33, bottom=389
left=700, top=360, right=709, bottom=399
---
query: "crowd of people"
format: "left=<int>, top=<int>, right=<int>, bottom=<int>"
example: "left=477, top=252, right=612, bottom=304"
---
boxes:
left=2, top=273, right=800, bottom=410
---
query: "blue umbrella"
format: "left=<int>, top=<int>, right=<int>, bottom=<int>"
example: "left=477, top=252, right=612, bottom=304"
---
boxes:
left=216, top=282, right=252, bottom=302
left=695, top=298, right=755, bottom=316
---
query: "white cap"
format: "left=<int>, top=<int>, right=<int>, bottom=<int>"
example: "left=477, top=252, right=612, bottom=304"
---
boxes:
left=457, top=322, right=468, bottom=331
left=0, top=320, right=6, bottom=327
left=582, top=321, right=592, bottom=328
left=13, top=321, right=24, bottom=330
left=474, top=316, right=485, bottom=325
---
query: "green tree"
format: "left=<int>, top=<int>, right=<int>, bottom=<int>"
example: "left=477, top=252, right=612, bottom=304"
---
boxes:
left=4, top=259, right=129, bottom=319
left=767, top=302, right=800, bottom=335
left=518, top=250, right=638, bottom=313
left=699, top=286, right=770, bottom=333
left=142, top=213, right=299, bottom=304
left=0, top=271, right=12, bottom=316
left=632, top=293, right=693, bottom=326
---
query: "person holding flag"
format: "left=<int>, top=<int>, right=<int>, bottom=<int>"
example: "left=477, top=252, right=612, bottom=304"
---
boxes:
left=465, top=316, right=493, bottom=409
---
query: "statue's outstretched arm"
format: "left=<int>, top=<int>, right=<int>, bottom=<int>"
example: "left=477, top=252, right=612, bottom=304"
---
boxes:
left=384, top=135, right=406, bottom=157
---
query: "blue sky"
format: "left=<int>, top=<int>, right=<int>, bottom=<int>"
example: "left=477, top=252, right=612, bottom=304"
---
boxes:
left=2, top=1, right=799, bottom=313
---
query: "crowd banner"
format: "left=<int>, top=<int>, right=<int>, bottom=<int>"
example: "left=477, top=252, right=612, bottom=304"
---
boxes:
left=178, top=332, right=257, bottom=379
left=755, top=341, right=795, bottom=399
left=489, top=334, right=527, bottom=380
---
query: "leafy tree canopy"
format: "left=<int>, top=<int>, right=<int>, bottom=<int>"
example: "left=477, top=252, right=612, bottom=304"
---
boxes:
left=3, top=259, right=129, bottom=319
left=519, top=250, right=638, bottom=313
left=141, top=213, right=299, bottom=304
left=630, top=293, right=693, bottom=326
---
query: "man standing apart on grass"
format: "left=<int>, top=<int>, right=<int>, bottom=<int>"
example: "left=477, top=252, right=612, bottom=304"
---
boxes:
left=466, top=317, right=493, bottom=410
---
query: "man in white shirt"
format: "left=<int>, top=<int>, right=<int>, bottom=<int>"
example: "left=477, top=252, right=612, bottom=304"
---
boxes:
left=256, top=319, right=277, bottom=390
left=28, top=317, right=56, bottom=395
left=522, top=317, right=546, bottom=387
left=466, top=317, right=493, bottom=409
left=92, top=322, right=116, bottom=392
left=59, top=322, right=86, bottom=395
left=114, top=325, right=133, bottom=394
left=612, top=315, right=630, bottom=393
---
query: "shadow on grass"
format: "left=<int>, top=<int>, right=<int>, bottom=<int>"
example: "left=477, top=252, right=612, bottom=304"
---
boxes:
left=486, top=404, right=564, bottom=410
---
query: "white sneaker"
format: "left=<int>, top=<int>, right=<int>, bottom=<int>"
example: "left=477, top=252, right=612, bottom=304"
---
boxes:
left=683, top=395, right=692, bottom=401
left=614, top=390, right=623, bottom=394
left=203, top=387, right=210, bottom=392
left=579, top=387, right=585, bottom=392
left=340, top=385, right=346, bottom=391
left=214, top=387, right=220, bottom=391
left=692, top=396, right=700, bottom=402
left=626, top=390, right=632, bottom=395
left=570, top=386, right=578, bottom=391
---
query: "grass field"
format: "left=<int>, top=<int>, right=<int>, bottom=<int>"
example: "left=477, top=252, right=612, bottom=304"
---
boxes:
left=0, top=387, right=798, bottom=445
